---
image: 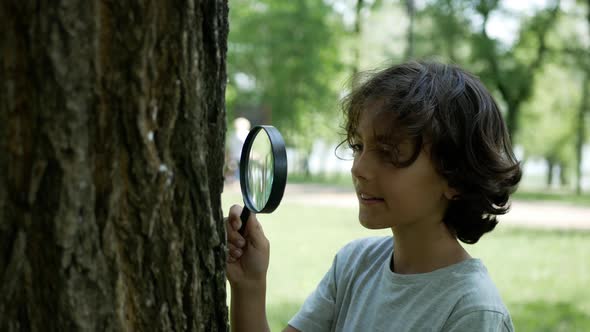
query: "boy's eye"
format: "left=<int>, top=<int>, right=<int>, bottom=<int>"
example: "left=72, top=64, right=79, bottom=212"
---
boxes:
left=349, top=143, right=363, bottom=153
left=378, top=145, right=403, bottom=163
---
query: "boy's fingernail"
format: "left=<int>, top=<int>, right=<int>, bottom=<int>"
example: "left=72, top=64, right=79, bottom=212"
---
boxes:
left=237, top=238, right=245, bottom=247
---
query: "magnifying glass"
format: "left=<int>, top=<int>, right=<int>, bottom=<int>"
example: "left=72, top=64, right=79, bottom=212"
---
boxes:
left=238, top=125, right=288, bottom=234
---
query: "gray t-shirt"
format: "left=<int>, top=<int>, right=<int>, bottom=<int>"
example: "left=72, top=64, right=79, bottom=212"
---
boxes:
left=288, top=236, right=514, bottom=332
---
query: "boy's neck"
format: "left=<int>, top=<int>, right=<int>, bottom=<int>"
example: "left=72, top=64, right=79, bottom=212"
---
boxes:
left=390, top=220, right=471, bottom=275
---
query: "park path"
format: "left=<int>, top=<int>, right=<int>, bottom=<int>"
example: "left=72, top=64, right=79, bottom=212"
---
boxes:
left=226, top=183, right=590, bottom=230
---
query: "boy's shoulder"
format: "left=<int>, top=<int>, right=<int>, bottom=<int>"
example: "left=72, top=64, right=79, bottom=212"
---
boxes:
left=337, top=236, right=392, bottom=260
left=332, top=237, right=514, bottom=330
left=339, top=237, right=508, bottom=308
left=441, top=259, right=512, bottom=329
left=333, top=236, right=392, bottom=276
left=452, top=267, right=509, bottom=313
left=445, top=274, right=514, bottom=330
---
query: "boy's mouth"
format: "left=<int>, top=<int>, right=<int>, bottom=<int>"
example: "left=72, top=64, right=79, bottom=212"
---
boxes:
left=359, top=192, right=385, bottom=203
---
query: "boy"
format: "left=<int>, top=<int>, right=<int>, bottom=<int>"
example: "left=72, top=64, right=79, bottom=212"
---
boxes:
left=226, top=61, right=522, bottom=331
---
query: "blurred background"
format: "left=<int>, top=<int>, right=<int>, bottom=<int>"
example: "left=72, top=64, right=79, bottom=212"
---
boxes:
left=223, top=0, right=590, bottom=331
left=226, top=0, right=590, bottom=193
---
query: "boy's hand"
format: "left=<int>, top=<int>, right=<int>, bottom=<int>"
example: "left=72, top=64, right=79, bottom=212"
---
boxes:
left=226, top=204, right=270, bottom=291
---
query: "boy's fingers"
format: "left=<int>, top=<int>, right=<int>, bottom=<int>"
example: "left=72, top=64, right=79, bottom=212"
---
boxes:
left=226, top=204, right=267, bottom=250
left=229, top=205, right=243, bottom=222
left=225, top=217, right=241, bottom=233
left=227, top=230, right=245, bottom=248
left=227, top=204, right=244, bottom=231
left=228, top=243, right=243, bottom=259
left=226, top=242, right=243, bottom=262
left=227, top=242, right=240, bottom=252
left=245, top=214, right=268, bottom=249
left=232, top=218, right=241, bottom=231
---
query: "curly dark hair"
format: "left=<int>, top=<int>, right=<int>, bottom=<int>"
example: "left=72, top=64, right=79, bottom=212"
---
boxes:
left=340, top=61, right=522, bottom=244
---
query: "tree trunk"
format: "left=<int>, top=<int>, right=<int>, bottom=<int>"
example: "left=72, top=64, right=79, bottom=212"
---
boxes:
left=577, top=0, right=590, bottom=195
left=0, top=1, right=229, bottom=331
left=352, top=0, right=365, bottom=81
left=575, top=73, right=589, bottom=195
left=478, top=2, right=559, bottom=142
left=546, top=158, right=555, bottom=188
left=405, top=0, right=415, bottom=60
left=558, top=162, right=568, bottom=187
left=506, top=103, right=518, bottom=142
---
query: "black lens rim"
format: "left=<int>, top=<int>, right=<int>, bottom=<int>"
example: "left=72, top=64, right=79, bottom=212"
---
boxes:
left=239, top=125, right=287, bottom=213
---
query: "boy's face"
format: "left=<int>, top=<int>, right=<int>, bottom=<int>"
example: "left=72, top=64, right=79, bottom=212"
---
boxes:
left=351, top=108, right=452, bottom=230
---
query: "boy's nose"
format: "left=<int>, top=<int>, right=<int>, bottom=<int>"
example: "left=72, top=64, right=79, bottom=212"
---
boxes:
left=351, top=153, right=373, bottom=181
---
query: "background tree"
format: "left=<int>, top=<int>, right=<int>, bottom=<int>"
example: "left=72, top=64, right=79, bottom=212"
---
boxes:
left=518, top=64, right=580, bottom=188
left=515, top=0, right=590, bottom=192
left=0, top=1, right=229, bottom=330
left=416, top=0, right=471, bottom=62
left=470, top=0, right=561, bottom=140
left=226, top=0, right=589, bottom=192
left=353, top=0, right=366, bottom=76
left=404, top=0, right=416, bottom=59
left=574, top=0, right=590, bottom=193
left=227, top=0, right=347, bottom=179
left=227, top=0, right=344, bottom=144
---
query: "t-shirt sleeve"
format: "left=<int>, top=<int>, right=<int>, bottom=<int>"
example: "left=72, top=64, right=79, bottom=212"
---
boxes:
left=443, top=310, right=514, bottom=332
left=287, top=254, right=339, bottom=332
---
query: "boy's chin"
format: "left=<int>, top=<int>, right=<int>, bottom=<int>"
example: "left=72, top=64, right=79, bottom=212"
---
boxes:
left=358, top=217, right=391, bottom=230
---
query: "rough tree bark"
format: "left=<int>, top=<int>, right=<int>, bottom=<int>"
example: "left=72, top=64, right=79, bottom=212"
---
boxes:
left=0, top=1, right=229, bottom=331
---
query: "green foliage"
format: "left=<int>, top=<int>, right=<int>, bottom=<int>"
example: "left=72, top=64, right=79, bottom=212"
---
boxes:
left=416, top=0, right=472, bottom=62
left=470, top=1, right=560, bottom=137
left=353, top=2, right=408, bottom=67
left=518, top=63, right=580, bottom=166
left=402, top=0, right=565, bottom=139
left=513, top=190, right=590, bottom=206
left=227, top=0, right=346, bottom=147
left=227, top=0, right=590, bottom=188
left=474, top=0, right=500, bottom=16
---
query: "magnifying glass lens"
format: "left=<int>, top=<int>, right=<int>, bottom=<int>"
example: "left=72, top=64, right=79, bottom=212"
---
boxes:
left=238, top=125, right=287, bottom=235
left=246, top=132, right=274, bottom=211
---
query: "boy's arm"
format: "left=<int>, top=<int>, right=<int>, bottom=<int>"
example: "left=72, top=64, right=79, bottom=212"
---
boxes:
left=230, top=284, right=270, bottom=332
left=231, top=283, right=301, bottom=332
left=226, top=205, right=271, bottom=332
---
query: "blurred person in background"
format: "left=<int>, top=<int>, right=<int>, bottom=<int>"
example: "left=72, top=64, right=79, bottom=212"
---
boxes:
left=226, top=117, right=251, bottom=183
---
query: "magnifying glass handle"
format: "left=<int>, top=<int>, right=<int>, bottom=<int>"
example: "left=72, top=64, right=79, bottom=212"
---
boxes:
left=238, top=207, right=250, bottom=235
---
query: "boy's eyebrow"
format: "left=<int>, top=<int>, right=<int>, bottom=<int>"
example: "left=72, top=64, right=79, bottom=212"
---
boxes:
left=375, top=134, right=389, bottom=141
left=351, top=130, right=389, bottom=141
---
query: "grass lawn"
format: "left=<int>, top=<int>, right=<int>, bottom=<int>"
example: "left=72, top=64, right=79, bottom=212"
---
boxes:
left=512, top=190, right=590, bottom=207
left=222, top=192, right=590, bottom=331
